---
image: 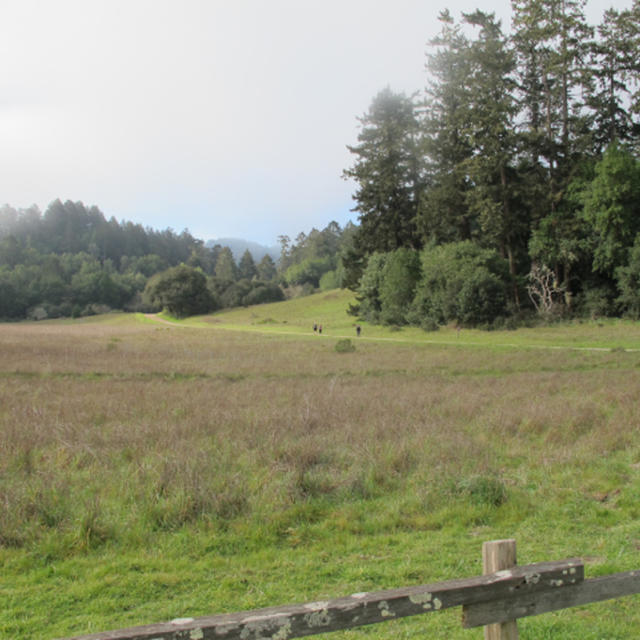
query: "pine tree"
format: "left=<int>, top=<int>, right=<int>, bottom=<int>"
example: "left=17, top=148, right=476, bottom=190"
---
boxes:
left=511, top=0, right=593, bottom=201
left=418, top=11, right=475, bottom=244
left=256, top=254, right=277, bottom=282
left=238, top=249, right=257, bottom=280
left=587, top=6, right=640, bottom=150
left=460, top=11, right=525, bottom=304
left=343, top=87, right=423, bottom=256
left=512, top=0, right=594, bottom=292
left=214, top=247, right=238, bottom=282
left=581, top=143, right=640, bottom=275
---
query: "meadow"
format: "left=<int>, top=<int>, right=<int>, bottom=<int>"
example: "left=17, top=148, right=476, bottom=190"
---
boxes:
left=2, top=290, right=640, bottom=639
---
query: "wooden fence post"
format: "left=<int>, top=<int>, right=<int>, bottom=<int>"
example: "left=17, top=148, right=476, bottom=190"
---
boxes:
left=483, top=539, right=519, bottom=640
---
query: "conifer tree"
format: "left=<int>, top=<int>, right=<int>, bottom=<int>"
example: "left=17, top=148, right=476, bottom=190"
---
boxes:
left=418, top=11, right=475, bottom=244
left=343, top=87, right=423, bottom=256
left=460, top=11, right=525, bottom=303
left=214, top=247, right=238, bottom=282
left=588, top=6, right=640, bottom=150
left=257, top=254, right=277, bottom=282
left=238, top=249, right=257, bottom=280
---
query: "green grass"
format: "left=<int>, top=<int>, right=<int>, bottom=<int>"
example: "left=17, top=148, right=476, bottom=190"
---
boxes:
left=2, top=293, right=640, bottom=639
left=177, top=289, right=640, bottom=351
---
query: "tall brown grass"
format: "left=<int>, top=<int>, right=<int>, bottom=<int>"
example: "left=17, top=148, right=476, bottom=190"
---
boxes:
left=1, top=318, right=639, bottom=554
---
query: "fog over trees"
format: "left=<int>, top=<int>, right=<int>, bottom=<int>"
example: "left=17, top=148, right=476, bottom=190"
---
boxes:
left=0, top=199, right=353, bottom=319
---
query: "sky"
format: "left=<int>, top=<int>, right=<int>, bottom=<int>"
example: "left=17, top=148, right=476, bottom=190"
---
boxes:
left=0, top=0, right=631, bottom=246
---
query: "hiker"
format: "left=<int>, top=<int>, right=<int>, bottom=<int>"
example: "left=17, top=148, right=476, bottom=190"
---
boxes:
left=318, top=324, right=322, bottom=334
left=313, top=323, right=317, bottom=333
left=356, top=325, right=361, bottom=337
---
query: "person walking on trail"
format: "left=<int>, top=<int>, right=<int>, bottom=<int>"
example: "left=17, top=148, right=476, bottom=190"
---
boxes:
left=313, top=323, right=317, bottom=333
left=318, top=324, right=322, bottom=334
left=356, top=325, right=361, bottom=337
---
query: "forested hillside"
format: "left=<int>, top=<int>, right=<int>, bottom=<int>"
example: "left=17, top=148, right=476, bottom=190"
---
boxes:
left=343, top=0, right=640, bottom=327
left=0, top=199, right=354, bottom=319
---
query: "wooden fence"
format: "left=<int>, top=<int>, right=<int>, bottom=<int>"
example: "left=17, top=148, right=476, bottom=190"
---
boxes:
left=57, top=539, right=640, bottom=640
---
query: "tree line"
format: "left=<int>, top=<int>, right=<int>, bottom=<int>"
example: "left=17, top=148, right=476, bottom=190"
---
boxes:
left=0, top=199, right=354, bottom=319
left=343, top=0, right=640, bottom=327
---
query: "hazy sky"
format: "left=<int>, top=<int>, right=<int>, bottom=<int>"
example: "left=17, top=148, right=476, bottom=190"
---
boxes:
left=1, top=0, right=629, bottom=245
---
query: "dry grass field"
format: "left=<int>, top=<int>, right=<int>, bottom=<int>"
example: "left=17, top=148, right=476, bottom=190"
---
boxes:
left=2, top=308, right=640, bottom=638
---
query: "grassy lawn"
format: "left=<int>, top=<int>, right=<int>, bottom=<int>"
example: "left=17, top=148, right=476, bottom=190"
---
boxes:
left=2, top=292, right=640, bottom=639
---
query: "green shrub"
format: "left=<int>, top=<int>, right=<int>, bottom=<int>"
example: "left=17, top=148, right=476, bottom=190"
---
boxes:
left=334, top=339, right=356, bottom=353
left=616, top=237, right=640, bottom=318
left=456, top=267, right=508, bottom=325
left=319, top=269, right=340, bottom=291
left=379, top=248, right=421, bottom=325
left=242, top=282, right=285, bottom=306
left=420, top=315, right=440, bottom=332
left=576, top=285, right=617, bottom=319
left=410, top=242, right=510, bottom=327
left=355, top=252, right=387, bottom=322
left=220, top=279, right=253, bottom=308
left=144, top=264, right=217, bottom=317
left=284, top=256, right=334, bottom=287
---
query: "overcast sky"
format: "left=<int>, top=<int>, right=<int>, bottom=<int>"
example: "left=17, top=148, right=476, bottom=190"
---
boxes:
left=1, top=0, right=630, bottom=245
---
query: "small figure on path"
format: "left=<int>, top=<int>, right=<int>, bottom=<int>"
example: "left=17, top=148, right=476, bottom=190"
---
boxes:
left=318, top=324, right=323, bottom=334
left=313, top=323, right=317, bottom=333
left=356, top=325, right=361, bottom=337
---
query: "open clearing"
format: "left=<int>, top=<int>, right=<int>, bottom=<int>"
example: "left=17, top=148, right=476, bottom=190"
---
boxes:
left=2, top=292, right=640, bottom=639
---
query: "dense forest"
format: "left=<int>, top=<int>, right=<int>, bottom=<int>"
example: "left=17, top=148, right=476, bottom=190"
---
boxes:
left=0, top=199, right=354, bottom=319
left=343, top=0, right=640, bottom=327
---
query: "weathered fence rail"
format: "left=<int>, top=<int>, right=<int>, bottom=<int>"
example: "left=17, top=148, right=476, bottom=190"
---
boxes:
left=57, top=539, right=640, bottom=640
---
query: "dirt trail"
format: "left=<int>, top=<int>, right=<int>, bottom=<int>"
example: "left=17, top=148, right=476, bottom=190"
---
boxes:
left=143, top=313, right=190, bottom=327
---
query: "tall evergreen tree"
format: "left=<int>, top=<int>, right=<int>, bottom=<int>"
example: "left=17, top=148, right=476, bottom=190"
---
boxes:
left=511, top=0, right=593, bottom=204
left=512, top=0, right=594, bottom=293
left=214, top=247, right=238, bottom=282
left=343, top=87, right=423, bottom=256
left=587, top=6, right=640, bottom=150
left=238, top=249, right=258, bottom=280
left=581, top=143, right=640, bottom=275
left=460, top=11, right=525, bottom=304
left=418, top=11, right=475, bottom=244
left=256, top=254, right=277, bottom=282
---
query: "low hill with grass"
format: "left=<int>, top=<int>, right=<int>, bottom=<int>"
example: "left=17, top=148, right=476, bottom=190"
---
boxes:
left=181, top=288, right=640, bottom=351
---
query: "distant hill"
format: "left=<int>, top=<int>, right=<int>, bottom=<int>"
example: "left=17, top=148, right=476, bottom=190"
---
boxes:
left=205, top=238, right=279, bottom=262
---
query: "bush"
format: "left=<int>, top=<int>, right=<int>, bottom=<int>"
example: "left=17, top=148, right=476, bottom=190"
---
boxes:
left=616, top=237, right=640, bottom=318
left=334, top=339, right=356, bottom=353
left=409, top=242, right=510, bottom=327
left=355, top=253, right=387, bottom=322
left=284, top=257, right=334, bottom=287
left=219, top=279, right=253, bottom=308
left=242, top=283, right=285, bottom=306
left=420, top=316, right=440, bottom=332
left=27, top=306, right=48, bottom=321
left=456, top=268, right=508, bottom=325
left=319, top=270, right=340, bottom=291
left=378, top=248, right=421, bottom=325
left=81, top=303, right=112, bottom=317
left=144, top=264, right=217, bottom=317
left=576, top=285, right=617, bottom=319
